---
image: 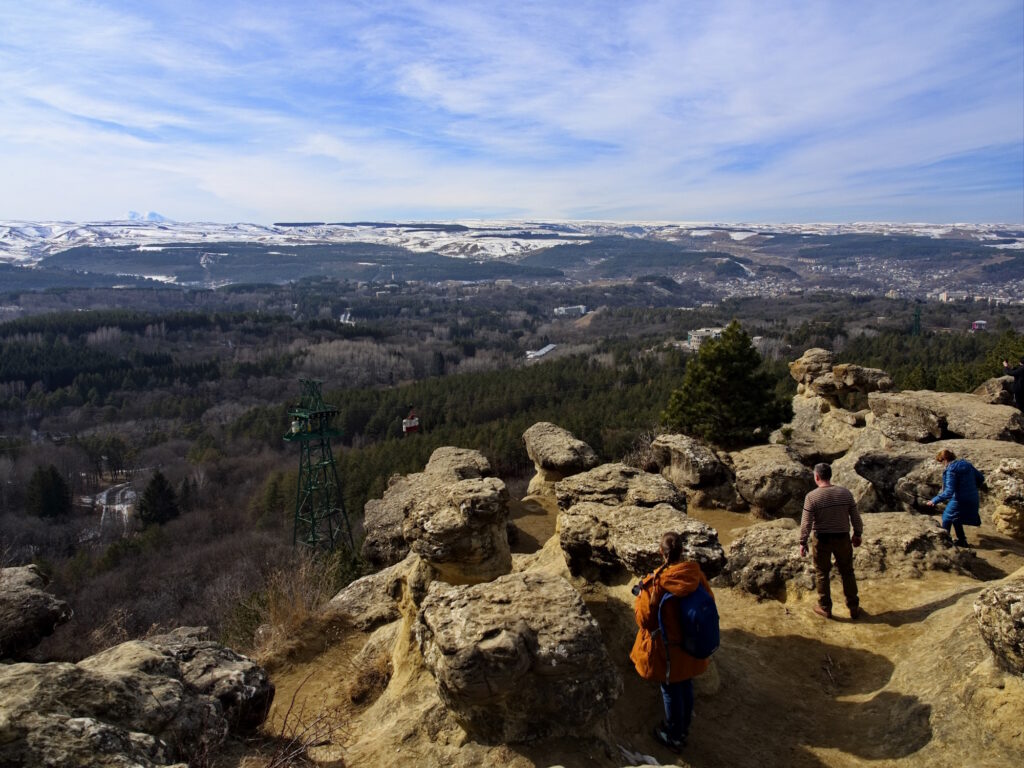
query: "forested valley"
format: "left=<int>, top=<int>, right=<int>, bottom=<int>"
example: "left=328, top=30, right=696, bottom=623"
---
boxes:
left=3, top=277, right=1024, bottom=661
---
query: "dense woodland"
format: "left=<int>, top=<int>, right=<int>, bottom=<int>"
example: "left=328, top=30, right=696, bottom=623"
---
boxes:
left=2, top=278, right=1024, bottom=661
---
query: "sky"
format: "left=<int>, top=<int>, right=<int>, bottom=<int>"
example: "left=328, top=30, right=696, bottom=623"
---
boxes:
left=0, top=0, right=1021, bottom=224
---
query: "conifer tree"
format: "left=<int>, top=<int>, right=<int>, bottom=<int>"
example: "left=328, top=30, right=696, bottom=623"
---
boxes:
left=25, top=464, right=72, bottom=518
left=136, top=470, right=179, bottom=527
left=661, top=321, right=792, bottom=448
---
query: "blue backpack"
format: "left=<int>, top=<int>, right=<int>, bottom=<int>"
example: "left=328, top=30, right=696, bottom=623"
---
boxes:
left=657, top=584, right=720, bottom=663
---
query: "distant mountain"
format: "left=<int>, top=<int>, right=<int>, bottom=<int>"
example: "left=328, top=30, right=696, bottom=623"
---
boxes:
left=128, top=211, right=170, bottom=223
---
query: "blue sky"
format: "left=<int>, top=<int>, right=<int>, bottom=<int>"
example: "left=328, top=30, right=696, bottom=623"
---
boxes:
left=1, top=0, right=1021, bottom=223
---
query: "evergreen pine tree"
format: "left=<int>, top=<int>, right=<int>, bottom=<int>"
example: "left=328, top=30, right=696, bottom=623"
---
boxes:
left=136, top=470, right=179, bottom=527
left=25, top=464, right=72, bottom=518
left=661, top=321, right=792, bottom=448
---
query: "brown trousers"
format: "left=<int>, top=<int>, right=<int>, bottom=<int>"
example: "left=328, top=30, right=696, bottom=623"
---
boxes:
left=813, top=533, right=859, bottom=611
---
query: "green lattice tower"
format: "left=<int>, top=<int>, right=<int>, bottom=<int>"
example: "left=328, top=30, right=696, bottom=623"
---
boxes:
left=284, top=379, right=354, bottom=550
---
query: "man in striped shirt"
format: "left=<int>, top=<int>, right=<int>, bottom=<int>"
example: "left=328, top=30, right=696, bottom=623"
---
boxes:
left=799, top=462, right=863, bottom=620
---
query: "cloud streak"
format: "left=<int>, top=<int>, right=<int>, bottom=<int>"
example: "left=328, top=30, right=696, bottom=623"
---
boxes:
left=0, top=0, right=1020, bottom=223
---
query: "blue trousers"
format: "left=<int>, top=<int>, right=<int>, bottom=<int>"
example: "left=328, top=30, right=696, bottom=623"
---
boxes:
left=660, top=679, right=694, bottom=740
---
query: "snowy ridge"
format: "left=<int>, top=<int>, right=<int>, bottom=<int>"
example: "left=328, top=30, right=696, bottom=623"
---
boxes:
left=0, top=219, right=1018, bottom=267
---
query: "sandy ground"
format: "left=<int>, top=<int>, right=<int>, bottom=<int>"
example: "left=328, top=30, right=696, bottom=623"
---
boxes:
left=239, top=497, right=1024, bottom=768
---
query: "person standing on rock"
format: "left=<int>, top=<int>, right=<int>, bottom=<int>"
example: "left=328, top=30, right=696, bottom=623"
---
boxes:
left=1002, top=357, right=1024, bottom=411
left=630, top=531, right=714, bottom=752
left=799, top=462, right=863, bottom=620
left=926, top=449, right=983, bottom=548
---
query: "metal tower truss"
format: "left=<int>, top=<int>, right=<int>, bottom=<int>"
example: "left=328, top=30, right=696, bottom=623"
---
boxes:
left=284, top=379, right=354, bottom=551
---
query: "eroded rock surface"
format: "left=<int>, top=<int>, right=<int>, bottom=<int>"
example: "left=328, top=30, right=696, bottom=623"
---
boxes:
left=415, top=572, right=621, bottom=743
left=985, top=459, right=1024, bottom=539
left=974, top=571, right=1024, bottom=675
left=0, top=565, right=73, bottom=660
left=869, top=390, right=1024, bottom=443
left=0, top=627, right=272, bottom=767
left=715, top=519, right=814, bottom=598
left=558, top=501, right=725, bottom=579
left=522, top=422, right=599, bottom=495
left=789, top=348, right=892, bottom=410
left=554, top=462, right=686, bottom=513
left=730, top=445, right=814, bottom=517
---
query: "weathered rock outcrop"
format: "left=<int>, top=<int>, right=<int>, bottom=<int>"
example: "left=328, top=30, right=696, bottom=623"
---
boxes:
left=558, top=501, right=726, bottom=579
left=650, top=434, right=742, bottom=509
left=984, top=459, right=1024, bottom=538
left=719, top=513, right=972, bottom=598
left=771, top=394, right=863, bottom=463
left=415, top=572, right=621, bottom=743
left=868, top=390, right=1024, bottom=443
left=730, top=444, right=815, bottom=517
left=554, top=462, right=687, bottom=513
left=973, top=570, right=1024, bottom=675
left=361, top=447, right=505, bottom=574
left=715, top=519, right=814, bottom=598
left=0, top=565, right=73, bottom=660
left=789, top=348, right=893, bottom=410
left=324, top=555, right=433, bottom=632
left=0, top=627, right=273, bottom=767
left=522, top=422, right=599, bottom=496
left=973, top=375, right=1015, bottom=406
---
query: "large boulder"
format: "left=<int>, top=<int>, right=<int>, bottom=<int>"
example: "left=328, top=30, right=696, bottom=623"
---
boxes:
left=789, top=347, right=834, bottom=387
left=973, top=570, right=1024, bottom=675
left=522, top=422, right=599, bottom=496
left=788, top=348, right=892, bottom=410
left=730, top=445, right=815, bottom=517
left=0, top=627, right=273, bottom=767
left=558, top=501, right=725, bottom=580
left=323, top=555, right=432, bottom=632
left=403, top=475, right=511, bottom=585
left=715, top=519, right=814, bottom=598
left=868, top=390, right=1024, bottom=443
left=973, top=376, right=1015, bottom=406
left=0, top=565, right=73, bottom=660
left=650, top=433, right=742, bottom=510
left=718, top=513, right=972, bottom=598
left=361, top=447, right=498, bottom=570
left=771, top=394, right=863, bottom=463
left=554, top=462, right=687, bottom=513
left=415, top=572, right=621, bottom=743
left=984, top=459, right=1024, bottom=539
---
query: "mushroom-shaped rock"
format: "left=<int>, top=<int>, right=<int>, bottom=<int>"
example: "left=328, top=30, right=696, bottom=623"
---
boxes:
left=973, top=570, right=1024, bottom=675
left=868, top=390, right=1024, bottom=443
left=415, top=572, right=621, bottom=743
left=522, top=422, right=599, bottom=495
left=403, top=475, right=511, bottom=584
left=558, top=501, right=725, bottom=579
left=0, top=565, right=73, bottom=660
left=789, top=348, right=834, bottom=387
left=730, top=445, right=815, bottom=517
left=361, top=447, right=496, bottom=570
left=554, top=462, right=687, bottom=512
left=0, top=627, right=273, bottom=767
left=715, top=519, right=814, bottom=598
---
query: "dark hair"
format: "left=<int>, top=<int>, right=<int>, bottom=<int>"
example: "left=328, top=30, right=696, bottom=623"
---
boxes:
left=936, top=449, right=956, bottom=463
left=813, top=462, right=832, bottom=481
left=660, top=531, right=683, bottom=563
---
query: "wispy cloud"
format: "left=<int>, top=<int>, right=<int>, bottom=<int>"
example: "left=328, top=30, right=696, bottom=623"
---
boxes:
left=0, top=0, right=1020, bottom=222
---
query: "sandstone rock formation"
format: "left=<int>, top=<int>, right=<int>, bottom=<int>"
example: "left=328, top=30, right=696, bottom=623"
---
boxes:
left=522, top=422, right=599, bottom=495
left=868, top=390, right=1024, bottom=443
left=0, top=565, right=73, bottom=660
left=0, top=627, right=272, bottom=767
left=361, top=447, right=508, bottom=578
left=771, top=394, right=863, bottom=463
left=558, top=501, right=726, bottom=579
left=973, top=570, right=1024, bottom=675
left=789, top=347, right=893, bottom=410
left=972, top=375, right=1015, bottom=406
left=984, top=458, right=1024, bottom=538
left=554, top=462, right=687, bottom=512
left=650, top=433, right=742, bottom=509
left=730, top=444, right=815, bottom=517
left=415, top=571, right=621, bottom=743
left=719, top=513, right=972, bottom=598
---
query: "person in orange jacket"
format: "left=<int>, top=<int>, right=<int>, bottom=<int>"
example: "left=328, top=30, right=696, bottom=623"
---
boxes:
left=629, top=531, right=714, bottom=751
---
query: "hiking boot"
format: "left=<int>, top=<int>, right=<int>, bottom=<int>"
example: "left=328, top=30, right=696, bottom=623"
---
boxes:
left=653, top=723, right=686, bottom=752
left=953, top=540, right=972, bottom=549
left=813, top=605, right=832, bottom=619
left=849, top=606, right=861, bottom=620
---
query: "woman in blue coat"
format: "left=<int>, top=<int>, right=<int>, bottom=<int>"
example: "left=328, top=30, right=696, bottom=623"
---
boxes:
left=926, top=449, right=983, bottom=547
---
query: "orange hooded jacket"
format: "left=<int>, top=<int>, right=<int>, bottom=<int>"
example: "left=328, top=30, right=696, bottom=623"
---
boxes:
left=629, top=560, right=714, bottom=683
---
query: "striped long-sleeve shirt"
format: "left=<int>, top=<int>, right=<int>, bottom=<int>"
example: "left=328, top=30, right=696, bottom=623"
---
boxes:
left=799, top=484, right=863, bottom=546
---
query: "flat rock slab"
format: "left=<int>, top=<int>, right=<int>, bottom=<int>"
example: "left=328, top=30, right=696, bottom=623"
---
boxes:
left=869, top=390, right=1024, bottom=443
left=554, top=462, right=687, bottom=512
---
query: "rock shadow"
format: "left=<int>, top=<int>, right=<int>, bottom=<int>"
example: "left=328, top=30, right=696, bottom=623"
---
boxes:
left=854, top=586, right=984, bottom=627
left=644, top=630, right=932, bottom=768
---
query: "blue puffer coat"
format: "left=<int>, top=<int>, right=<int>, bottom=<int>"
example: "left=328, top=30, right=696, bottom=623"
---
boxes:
left=930, top=459, right=984, bottom=527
